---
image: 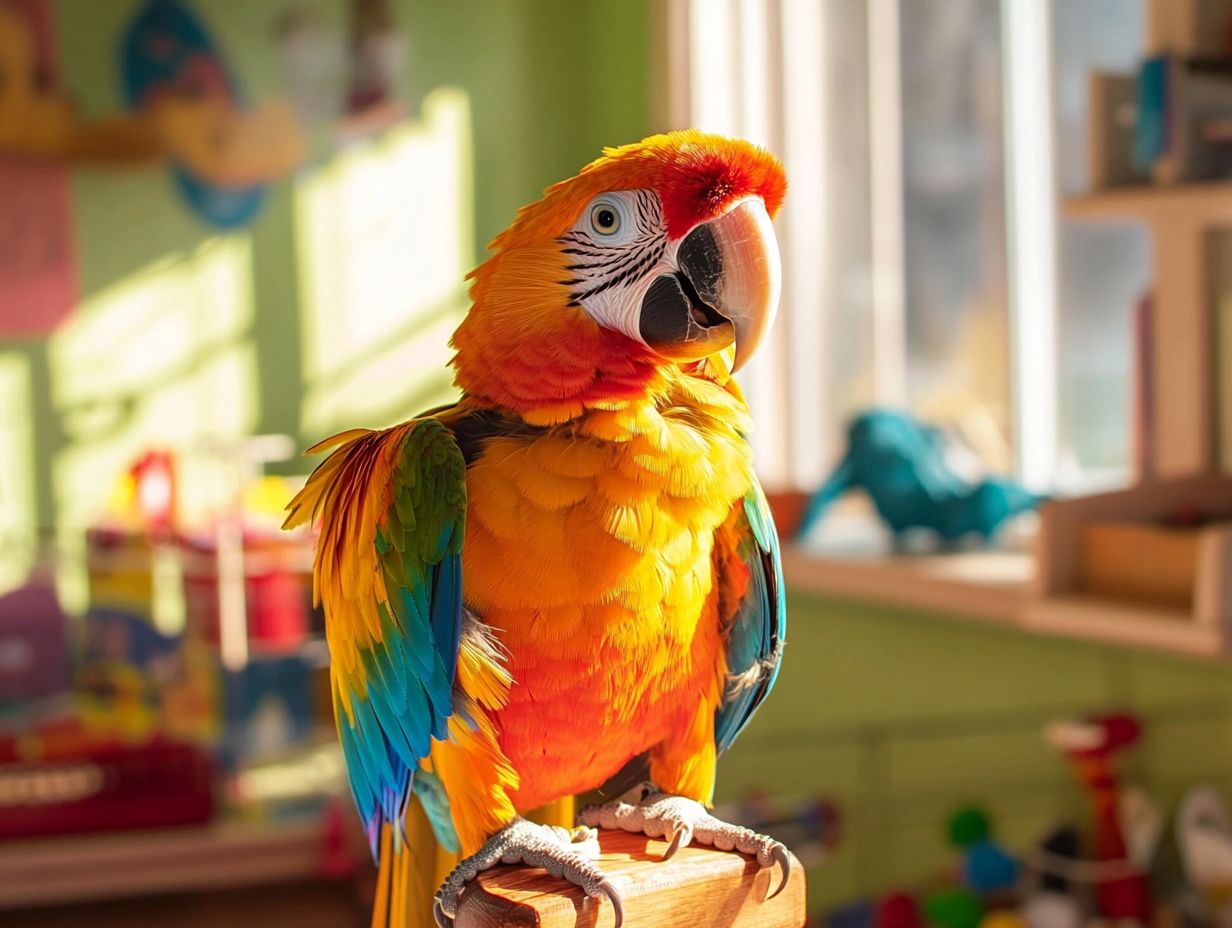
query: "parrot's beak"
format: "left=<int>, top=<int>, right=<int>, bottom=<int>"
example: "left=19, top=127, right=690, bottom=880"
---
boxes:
left=639, top=196, right=782, bottom=372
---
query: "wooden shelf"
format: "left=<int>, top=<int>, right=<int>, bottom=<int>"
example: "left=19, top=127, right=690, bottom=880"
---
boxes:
left=783, top=548, right=1230, bottom=658
left=1064, top=181, right=1232, bottom=219
left=1063, top=182, right=1232, bottom=222
left=0, top=819, right=335, bottom=909
left=456, top=830, right=805, bottom=928
left=781, top=545, right=1030, bottom=625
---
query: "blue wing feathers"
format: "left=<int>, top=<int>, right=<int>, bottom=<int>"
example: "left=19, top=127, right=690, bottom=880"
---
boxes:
left=714, top=486, right=787, bottom=755
left=316, top=419, right=467, bottom=858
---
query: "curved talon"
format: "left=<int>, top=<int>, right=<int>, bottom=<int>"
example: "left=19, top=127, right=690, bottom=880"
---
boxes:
left=766, top=843, right=792, bottom=900
left=583, top=789, right=797, bottom=907
left=597, top=878, right=625, bottom=928
left=433, top=818, right=618, bottom=925
left=664, top=823, right=690, bottom=860
left=433, top=899, right=451, bottom=928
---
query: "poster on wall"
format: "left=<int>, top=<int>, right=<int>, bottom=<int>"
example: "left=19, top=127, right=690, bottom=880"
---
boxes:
left=120, top=0, right=305, bottom=229
left=0, top=0, right=77, bottom=338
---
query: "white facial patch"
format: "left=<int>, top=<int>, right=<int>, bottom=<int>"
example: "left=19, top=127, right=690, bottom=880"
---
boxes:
left=560, top=189, right=680, bottom=345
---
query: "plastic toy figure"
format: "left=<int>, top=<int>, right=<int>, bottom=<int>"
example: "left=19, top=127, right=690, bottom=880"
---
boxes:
left=796, top=410, right=1042, bottom=545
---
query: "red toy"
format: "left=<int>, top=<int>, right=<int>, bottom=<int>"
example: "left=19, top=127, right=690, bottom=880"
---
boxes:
left=1045, top=712, right=1151, bottom=922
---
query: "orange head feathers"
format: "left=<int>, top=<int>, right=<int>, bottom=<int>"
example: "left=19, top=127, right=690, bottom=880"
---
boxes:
left=452, top=131, right=787, bottom=424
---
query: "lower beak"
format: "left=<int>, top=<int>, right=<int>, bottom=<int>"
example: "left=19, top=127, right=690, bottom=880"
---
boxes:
left=677, top=196, right=782, bottom=372
left=638, top=197, right=782, bottom=372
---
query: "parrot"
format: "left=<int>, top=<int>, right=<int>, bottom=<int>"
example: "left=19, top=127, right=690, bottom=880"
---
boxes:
left=284, top=131, right=790, bottom=928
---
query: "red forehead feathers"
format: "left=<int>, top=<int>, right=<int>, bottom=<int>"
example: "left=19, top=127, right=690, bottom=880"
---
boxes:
left=655, top=142, right=787, bottom=238
left=487, top=131, right=786, bottom=250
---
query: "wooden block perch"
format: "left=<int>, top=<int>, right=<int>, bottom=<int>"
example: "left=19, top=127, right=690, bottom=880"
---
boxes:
left=455, top=830, right=806, bottom=928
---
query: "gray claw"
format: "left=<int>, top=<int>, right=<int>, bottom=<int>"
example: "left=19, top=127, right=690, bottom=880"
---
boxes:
left=433, top=818, right=621, bottom=926
left=664, top=822, right=690, bottom=860
left=580, top=789, right=793, bottom=904
left=767, top=843, right=792, bottom=899
left=598, top=878, right=624, bottom=928
left=433, top=899, right=450, bottom=928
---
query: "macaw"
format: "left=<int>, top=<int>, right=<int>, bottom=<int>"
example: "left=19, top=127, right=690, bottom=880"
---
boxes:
left=284, top=131, right=789, bottom=928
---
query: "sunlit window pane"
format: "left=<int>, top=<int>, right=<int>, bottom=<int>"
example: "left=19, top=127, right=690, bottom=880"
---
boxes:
left=900, top=0, right=1012, bottom=473
left=1052, top=0, right=1148, bottom=488
left=295, top=90, right=473, bottom=434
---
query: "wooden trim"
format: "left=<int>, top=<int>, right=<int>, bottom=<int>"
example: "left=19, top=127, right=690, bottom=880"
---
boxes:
left=1063, top=183, right=1232, bottom=222
left=1153, top=222, right=1216, bottom=475
left=1061, top=181, right=1231, bottom=478
left=787, top=475, right=1232, bottom=658
left=782, top=545, right=1030, bottom=624
left=1195, top=526, right=1232, bottom=634
left=1021, top=595, right=1221, bottom=657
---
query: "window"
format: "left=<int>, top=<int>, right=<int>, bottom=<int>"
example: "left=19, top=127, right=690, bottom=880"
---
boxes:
left=1052, top=0, right=1148, bottom=488
left=669, top=0, right=1144, bottom=494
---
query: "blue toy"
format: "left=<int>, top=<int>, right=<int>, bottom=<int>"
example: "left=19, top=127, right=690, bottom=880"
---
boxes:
left=947, top=805, right=1021, bottom=895
left=796, top=410, right=1042, bottom=545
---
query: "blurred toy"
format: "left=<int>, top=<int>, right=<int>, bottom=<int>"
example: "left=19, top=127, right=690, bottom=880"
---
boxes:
left=221, top=652, right=318, bottom=769
left=827, top=898, right=876, bottom=928
left=181, top=529, right=309, bottom=653
left=1134, top=53, right=1232, bottom=185
left=796, top=410, right=1041, bottom=545
left=0, top=734, right=213, bottom=839
left=978, top=911, right=1025, bottom=928
left=1019, top=890, right=1082, bottom=928
left=1120, top=785, right=1165, bottom=872
left=875, top=892, right=923, bottom=928
left=1019, top=826, right=1089, bottom=928
left=1031, top=826, right=1083, bottom=896
left=924, top=887, right=984, bottom=928
left=947, top=805, right=1020, bottom=895
left=78, top=607, right=221, bottom=744
left=131, top=450, right=177, bottom=530
left=1176, top=785, right=1232, bottom=913
left=0, top=575, right=68, bottom=704
left=1044, top=713, right=1152, bottom=922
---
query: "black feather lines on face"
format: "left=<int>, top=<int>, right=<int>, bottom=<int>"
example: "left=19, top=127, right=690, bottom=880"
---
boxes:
left=559, top=190, right=666, bottom=307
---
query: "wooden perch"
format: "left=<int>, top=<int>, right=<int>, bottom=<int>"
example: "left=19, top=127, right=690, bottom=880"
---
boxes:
left=455, top=830, right=806, bottom=928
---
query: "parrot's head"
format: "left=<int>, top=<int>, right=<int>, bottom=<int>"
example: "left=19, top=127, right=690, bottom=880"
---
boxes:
left=453, top=131, right=786, bottom=423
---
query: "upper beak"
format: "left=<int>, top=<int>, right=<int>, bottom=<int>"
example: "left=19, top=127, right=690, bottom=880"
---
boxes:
left=676, top=196, right=782, bottom=372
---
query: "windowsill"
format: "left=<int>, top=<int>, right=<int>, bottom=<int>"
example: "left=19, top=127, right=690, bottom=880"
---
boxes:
left=782, top=545, right=1218, bottom=659
left=781, top=544, right=1031, bottom=625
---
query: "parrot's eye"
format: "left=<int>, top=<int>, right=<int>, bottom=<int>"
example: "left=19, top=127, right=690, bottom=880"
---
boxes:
left=593, top=207, right=618, bottom=233
left=589, top=199, right=623, bottom=236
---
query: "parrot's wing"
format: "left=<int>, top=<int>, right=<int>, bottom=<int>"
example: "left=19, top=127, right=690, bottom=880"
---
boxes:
left=714, top=483, right=787, bottom=755
left=284, top=418, right=466, bottom=856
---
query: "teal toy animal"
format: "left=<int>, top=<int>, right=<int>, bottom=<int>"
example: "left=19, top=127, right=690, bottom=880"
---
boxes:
left=796, top=410, right=1042, bottom=544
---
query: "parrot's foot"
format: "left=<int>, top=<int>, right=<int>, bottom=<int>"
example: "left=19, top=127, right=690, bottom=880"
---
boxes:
left=579, top=787, right=792, bottom=899
left=432, top=818, right=623, bottom=928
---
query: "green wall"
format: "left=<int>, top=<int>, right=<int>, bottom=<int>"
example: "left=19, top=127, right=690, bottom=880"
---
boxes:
left=1, top=0, right=656, bottom=538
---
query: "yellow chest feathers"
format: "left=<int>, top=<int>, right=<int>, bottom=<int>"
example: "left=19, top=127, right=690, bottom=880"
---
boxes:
left=459, top=373, right=755, bottom=621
